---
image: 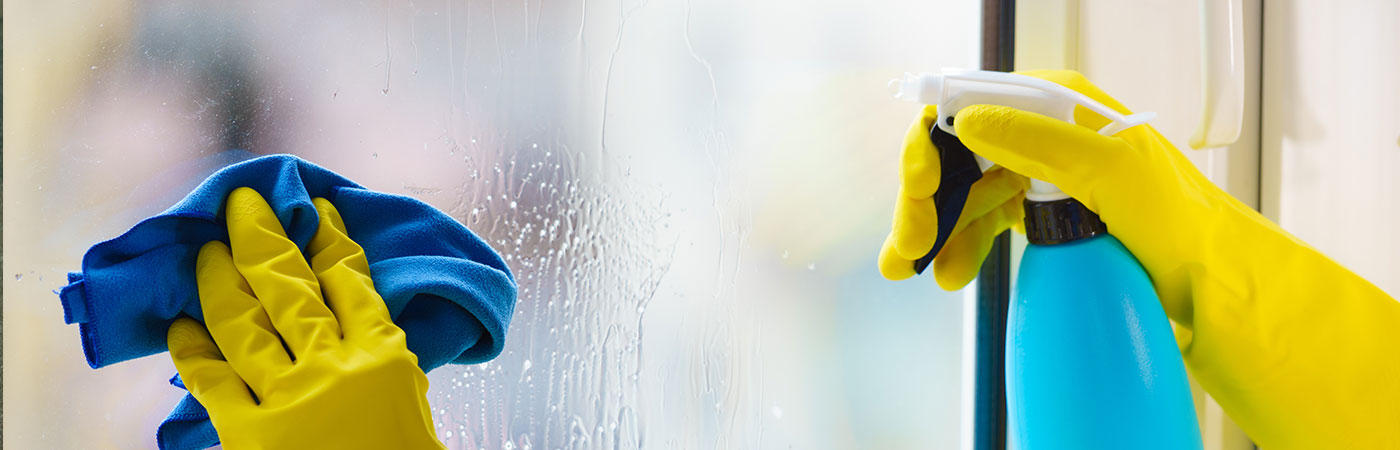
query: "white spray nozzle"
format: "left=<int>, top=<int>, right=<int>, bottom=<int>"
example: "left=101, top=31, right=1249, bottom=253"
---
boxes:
left=890, top=69, right=1157, bottom=201
left=890, top=72, right=943, bottom=105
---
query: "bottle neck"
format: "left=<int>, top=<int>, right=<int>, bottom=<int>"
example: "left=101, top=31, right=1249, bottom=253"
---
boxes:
left=1023, top=198, right=1108, bottom=245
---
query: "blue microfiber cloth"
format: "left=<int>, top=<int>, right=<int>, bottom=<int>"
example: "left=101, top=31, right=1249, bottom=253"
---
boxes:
left=58, top=154, right=516, bottom=450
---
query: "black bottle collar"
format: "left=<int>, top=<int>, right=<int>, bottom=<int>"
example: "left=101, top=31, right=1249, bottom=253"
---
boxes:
left=1024, top=197, right=1107, bottom=245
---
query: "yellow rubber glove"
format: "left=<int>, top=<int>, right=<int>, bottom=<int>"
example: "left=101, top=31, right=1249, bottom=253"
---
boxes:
left=167, top=187, right=445, bottom=450
left=877, top=103, right=1030, bottom=287
left=880, top=70, right=1400, bottom=448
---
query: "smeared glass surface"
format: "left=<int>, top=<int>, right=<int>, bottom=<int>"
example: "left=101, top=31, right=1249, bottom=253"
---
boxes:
left=5, top=0, right=979, bottom=448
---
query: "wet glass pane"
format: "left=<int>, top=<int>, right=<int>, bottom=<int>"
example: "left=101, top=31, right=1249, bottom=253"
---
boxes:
left=5, top=1, right=981, bottom=448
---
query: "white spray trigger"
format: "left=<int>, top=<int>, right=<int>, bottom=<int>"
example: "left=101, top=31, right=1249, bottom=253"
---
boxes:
left=1097, top=112, right=1157, bottom=136
left=889, top=69, right=1157, bottom=201
left=892, top=69, right=1154, bottom=138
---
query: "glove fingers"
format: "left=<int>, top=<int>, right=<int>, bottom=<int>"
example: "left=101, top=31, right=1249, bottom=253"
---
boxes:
left=878, top=232, right=917, bottom=281
left=196, top=241, right=293, bottom=394
left=888, top=106, right=944, bottom=260
left=886, top=164, right=1027, bottom=277
left=948, top=167, right=1028, bottom=237
left=953, top=105, right=1129, bottom=209
left=225, top=187, right=342, bottom=358
left=307, top=198, right=398, bottom=339
left=932, top=198, right=1023, bottom=291
left=900, top=105, right=943, bottom=198
left=890, top=193, right=938, bottom=260
left=168, top=317, right=256, bottom=409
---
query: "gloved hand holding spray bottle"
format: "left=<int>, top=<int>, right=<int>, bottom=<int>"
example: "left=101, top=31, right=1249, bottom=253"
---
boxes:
left=890, top=69, right=1203, bottom=449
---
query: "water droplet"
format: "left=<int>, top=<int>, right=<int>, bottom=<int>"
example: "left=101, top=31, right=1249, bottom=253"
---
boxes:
left=807, top=263, right=816, bottom=271
left=522, top=359, right=532, bottom=371
left=381, top=88, right=390, bottom=95
left=782, top=249, right=790, bottom=259
left=90, top=66, right=97, bottom=70
left=771, top=405, right=784, bottom=419
left=509, top=201, right=518, bottom=209
left=14, top=274, right=22, bottom=281
left=371, top=153, right=379, bottom=159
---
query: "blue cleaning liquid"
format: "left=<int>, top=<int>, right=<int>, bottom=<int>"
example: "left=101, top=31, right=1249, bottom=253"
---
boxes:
left=1007, top=233, right=1202, bottom=449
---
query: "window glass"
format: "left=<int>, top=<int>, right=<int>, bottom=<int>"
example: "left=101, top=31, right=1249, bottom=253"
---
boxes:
left=4, top=1, right=981, bottom=448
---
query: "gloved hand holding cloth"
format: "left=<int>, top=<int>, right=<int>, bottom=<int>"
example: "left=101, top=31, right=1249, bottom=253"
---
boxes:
left=169, top=188, right=444, bottom=449
left=59, top=155, right=516, bottom=449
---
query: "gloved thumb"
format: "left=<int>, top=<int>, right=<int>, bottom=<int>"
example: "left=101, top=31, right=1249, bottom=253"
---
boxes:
left=952, top=104, right=1131, bottom=205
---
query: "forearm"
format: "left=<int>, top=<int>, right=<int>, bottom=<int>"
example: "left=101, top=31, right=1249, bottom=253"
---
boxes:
left=1180, top=210, right=1400, bottom=449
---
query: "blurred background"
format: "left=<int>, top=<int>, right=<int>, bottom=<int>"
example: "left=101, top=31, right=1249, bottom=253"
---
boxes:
left=4, top=1, right=982, bottom=448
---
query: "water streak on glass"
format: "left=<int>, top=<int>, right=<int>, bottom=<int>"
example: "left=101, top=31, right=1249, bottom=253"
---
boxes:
left=5, top=0, right=980, bottom=448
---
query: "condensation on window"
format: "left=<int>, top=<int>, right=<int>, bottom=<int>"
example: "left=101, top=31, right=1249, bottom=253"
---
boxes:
left=5, top=0, right=980, bottom=448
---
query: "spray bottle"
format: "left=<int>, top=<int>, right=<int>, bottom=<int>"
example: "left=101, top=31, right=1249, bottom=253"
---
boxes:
left=891, top=69, right=1202, bottom=449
